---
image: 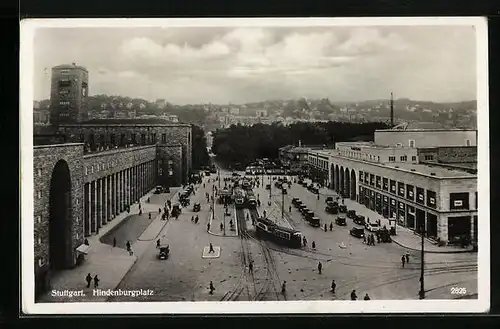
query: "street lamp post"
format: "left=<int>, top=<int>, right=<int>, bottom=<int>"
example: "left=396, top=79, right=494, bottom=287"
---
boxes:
left=419, top=223, right=425, bottom=299
left=218, top=169, right=221, bottom=190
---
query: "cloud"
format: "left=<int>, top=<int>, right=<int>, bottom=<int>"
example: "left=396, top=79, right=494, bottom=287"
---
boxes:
left=32, top=25, right=477, bottom=104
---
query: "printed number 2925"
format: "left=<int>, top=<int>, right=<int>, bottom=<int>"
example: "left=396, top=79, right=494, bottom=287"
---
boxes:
left=450, top=287, right=467, bottom=295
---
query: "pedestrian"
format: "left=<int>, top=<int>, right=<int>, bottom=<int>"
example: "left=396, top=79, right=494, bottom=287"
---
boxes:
left=158, top=208, right=161, bottom=213
left=248, top=261, right=253, bottom=273
left=207, top=223, right=211, bottom=232
left=350, top=290, right=357, bottom=300
left=147, top=197, right=150, bottom=203
left=342, top=198, right=345, bottom=205
left=317, top=194, right=320, bottom=200
left=113, top=237, right=116, bottom=248
left=376, top=234, right=380, bottom=244
left=289, top=205, right=292, bottom=212
left=303, top=236, right=307, bottom=247
left=364, top=293, right=370, bottom=300
left=157, top=239, right=160, bottom=248
left=149, top=213, right=151, bottom=220
left=363, top=235, right=366, bottom=244
left=93, top=275, right=99, bottom=288
left=372, top=234, right=376, bottom=245
left=209, top=243, right=215, bottom=253
left=318, top=261, right=322, bottom=275
left=84, top=239, right=89, bottom=246
left=129, top=248, right=134, bottom=256
left=220, top=223, right=224, bottom=231
left=191, top=216, right=194, bottom=222
left=312, top=241, right=316, bottom=249
left=126, top=241, right=131, bottom=251
left=330, top=222, right=333, bottom=231
left=86, top=273, right=92, bottom=288
left=331, top=280, right=336, bottom=293
left=281, top=281, right=287, bottom=295
left=401, top=255, right=406, bottom=268
left=405, top=252, right=410, bottom=264
left=195, top=215, right=199, bottom=224
left=209, top=281, right=215, bottom=294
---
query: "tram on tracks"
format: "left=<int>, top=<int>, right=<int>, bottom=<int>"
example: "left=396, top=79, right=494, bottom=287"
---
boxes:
left=245, top=190, right=257, bottom=208
left=233, top=188, right=246, bottom=208
left=253, top=211, right=302, bottom=248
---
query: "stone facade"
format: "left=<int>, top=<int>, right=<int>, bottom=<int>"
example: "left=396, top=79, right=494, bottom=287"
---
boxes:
left=57, top=122, right=192, bottom=184
left=33, top=143, right=84, bottom=292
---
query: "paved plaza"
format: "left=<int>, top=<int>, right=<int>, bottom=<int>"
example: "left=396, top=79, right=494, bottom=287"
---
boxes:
left=38, top=171, right=477, bottom=303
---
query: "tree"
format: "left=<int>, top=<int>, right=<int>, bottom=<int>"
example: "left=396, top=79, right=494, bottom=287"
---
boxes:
left=191, top=124, right=210, bottom=170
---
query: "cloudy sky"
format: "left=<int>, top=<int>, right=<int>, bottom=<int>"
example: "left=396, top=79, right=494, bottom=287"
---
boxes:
left=32, top=24, right=477, bottom=104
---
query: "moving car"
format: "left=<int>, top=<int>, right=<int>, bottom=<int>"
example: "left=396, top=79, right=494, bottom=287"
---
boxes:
left=158, top=245, right=170, bottom=260
left=171, top=204, right=181, bottom=217
left=365, top=221, right=380, bottom=232
left=335, top=217, right=347, bottom=226
left=353, top=215, right=366, bottom=225
left=193, top=202, right=201, bottom=212
left=339, top=205, right=347, bottom=213
left=350, top=227, right=365, bottom=238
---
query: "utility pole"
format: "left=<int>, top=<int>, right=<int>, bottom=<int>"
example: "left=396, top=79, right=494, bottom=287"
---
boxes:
left=218, top=169, right=221, bottom=190
left=212, top=184, right=215, bottom=226
left=281, top=189, right=284, bottom=219
left=419, top=223, right=425, bottom=299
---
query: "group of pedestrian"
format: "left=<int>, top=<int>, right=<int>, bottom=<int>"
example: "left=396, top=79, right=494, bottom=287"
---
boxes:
left=85, top=273, right=100, bottom=288
left=191, top=215, right=199, bottom=224
left=350, top=289, right=370, bottom=300
left=364, top=233, right=376, bottom=246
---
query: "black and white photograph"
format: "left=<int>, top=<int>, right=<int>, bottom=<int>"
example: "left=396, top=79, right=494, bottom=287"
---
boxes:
left=21, top=17, right=489, bottom=314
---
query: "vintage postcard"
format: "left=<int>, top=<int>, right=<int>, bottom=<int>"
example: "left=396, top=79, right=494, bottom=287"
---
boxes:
left=20, top=17, right=489, bottom=314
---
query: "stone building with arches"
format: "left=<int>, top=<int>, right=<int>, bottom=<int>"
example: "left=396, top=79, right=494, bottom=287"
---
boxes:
left=307, top=128, right=478, bottom=246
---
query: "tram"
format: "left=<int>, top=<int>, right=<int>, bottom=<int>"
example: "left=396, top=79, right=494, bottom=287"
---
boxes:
left=254, top=214, right=302, bottom=248
left=245, top=190, right=257, bottom=208
left=233, top=188, right=246, bottom=208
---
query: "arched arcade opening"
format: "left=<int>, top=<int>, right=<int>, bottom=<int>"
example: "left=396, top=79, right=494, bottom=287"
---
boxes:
left=350, top=169, right=357, bottom=200
left=345, top=167, right=350, bottom=198
left=49, top=160, right=74, bottom=270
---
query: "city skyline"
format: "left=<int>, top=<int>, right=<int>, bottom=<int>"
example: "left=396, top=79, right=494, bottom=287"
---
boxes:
left=33, top=24, right=477, bottom=105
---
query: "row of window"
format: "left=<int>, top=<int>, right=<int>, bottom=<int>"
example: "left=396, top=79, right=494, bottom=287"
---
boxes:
left=309, top=156, right=328, bottom=170
left=360, top=170, right=476, bottom=210
left=82, top=133, right=168, bottom=146
left=339, top=150, right=381, bottom=162
left=85, top=160, right=153, bottom=175
left=360, top=170, right=437, bottom=208
left=388, top=155, right=416, bottom=162
left=59, top=101, right=70, bottom=106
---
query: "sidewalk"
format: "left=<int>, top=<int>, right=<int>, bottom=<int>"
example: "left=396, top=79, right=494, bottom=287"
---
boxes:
left=40, top=187, right=181, bottom=302
left=316, top=186, right=474, bottom=254
left=208, top=202, right=238, bottom=237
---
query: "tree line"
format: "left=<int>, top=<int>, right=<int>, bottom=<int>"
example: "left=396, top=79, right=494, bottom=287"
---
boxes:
left=212, top=121, right=390, bottom=166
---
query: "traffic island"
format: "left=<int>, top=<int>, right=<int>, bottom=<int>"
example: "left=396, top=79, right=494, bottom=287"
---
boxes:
left=202, top=246, right=221, bottom=258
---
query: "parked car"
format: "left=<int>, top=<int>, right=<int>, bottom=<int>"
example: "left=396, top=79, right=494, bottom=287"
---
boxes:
left=339, top=205, right=347, bottom=213
left=353, top=215, right=365, bottom=226
left=299, top=205, right=308, bottom=213
left=365, top=222, right=380, bottom=232
left=295, top=201, right=304, bottom=208
left=266, top=184, right=271, bottom=190
left=308, top=216, right=321, bottom=227
left=305, top=210, right=315, bottom=220
left=347, top=210, right=357, bottom=219
left=325, top=196, right=334, bottom=203
left=292, top=198, right=300, bottom=206
left=335, top=217, right=347, bottom=226
left=350, top=227, right=365, bottom=238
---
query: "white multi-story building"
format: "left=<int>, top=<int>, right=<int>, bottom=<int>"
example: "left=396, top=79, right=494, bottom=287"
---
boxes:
left=307, top=128, right=478, bottom=245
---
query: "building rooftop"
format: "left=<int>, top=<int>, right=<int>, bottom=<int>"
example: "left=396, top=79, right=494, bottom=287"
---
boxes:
left=380, top=162, right=476, bottom=178
left=53, top=64, right=88, bottom=71
left=62, top=119, right=191, bottom=126
left=376, top=128, right=477, bottom=132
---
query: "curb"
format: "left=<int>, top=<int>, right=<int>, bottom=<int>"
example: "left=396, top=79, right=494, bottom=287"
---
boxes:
left=391, top=237, right=474, bottom=254
left=207, top=209, right=239, bottom=238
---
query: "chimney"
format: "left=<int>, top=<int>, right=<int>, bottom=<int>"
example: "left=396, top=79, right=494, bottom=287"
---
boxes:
left=390, top=92, right=394, bottom=128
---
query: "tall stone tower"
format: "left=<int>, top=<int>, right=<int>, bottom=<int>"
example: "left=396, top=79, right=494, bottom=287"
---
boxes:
left=49, top=64, right=89, bottom=125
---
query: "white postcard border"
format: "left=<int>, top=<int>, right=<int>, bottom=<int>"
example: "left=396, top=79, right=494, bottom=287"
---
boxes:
left=20, top=16, right=490, bottom=314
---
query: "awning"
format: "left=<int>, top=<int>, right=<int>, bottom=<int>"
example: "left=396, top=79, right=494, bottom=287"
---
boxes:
left=76, top=244, right=91, bottom=254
